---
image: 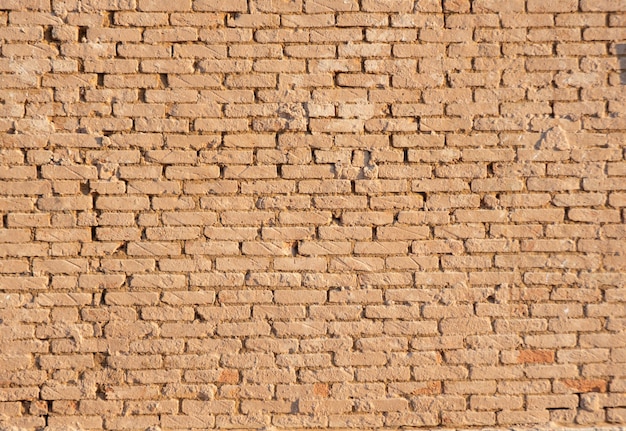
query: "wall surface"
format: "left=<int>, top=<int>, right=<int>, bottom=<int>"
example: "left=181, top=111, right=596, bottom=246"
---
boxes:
left=0, top=0, right=625, bottom=429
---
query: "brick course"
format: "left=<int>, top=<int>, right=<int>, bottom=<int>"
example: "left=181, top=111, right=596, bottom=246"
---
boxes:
left=0, top=0, right=625, bottom=429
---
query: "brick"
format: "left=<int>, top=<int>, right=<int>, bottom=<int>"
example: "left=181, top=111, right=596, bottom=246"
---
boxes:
left=497, top=409, right=550, bottom=425
left=443, top=411, right=495, bottom=426
left=104, top=292, right=159, bottom=306
left=376, top=226, right=430, bottom=240
left=35, top=228, right=91, bottom=243
left=510, top=209, right=565, bottom=222
left=94, top=195, right=151, bottom=211
left=569, top=208, right=621, bottom=223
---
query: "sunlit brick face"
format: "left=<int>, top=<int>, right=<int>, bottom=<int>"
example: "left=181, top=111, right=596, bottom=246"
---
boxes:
left=0, top=0, right=624, bottom=429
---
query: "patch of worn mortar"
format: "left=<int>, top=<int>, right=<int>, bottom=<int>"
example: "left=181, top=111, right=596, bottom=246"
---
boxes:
left=536, top=126, right=570, bottom=151
left=276, top=103, right=307, bottom=131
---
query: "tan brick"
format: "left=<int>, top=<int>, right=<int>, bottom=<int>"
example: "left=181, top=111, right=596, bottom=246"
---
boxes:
left=569, top=208, right=621, bottom=223
left=96, top=196, right=149, bottom=211
left=498, top=409, right=550, bottom=425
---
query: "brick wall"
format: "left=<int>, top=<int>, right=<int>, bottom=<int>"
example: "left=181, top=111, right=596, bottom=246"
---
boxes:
left=0, top=0, right=625, bottom=429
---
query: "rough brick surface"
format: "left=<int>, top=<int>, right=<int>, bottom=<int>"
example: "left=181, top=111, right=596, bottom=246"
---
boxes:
left=0, top=0, right=625, bottom=429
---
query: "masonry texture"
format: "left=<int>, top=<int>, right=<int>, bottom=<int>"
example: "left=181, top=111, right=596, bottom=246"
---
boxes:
left=0, top=0, right=625, bottom=429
